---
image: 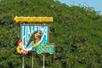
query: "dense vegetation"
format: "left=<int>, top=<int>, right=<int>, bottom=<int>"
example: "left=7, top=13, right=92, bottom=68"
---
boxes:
left=0, top=0, right=102, bottom=68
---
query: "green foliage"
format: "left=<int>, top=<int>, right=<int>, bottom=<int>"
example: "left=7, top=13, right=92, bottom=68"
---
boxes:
left=0, top=0, right=102, bottom=68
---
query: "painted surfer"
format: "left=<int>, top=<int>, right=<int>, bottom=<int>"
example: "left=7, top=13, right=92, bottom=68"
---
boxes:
left=34, top=31, right=42, bottom=41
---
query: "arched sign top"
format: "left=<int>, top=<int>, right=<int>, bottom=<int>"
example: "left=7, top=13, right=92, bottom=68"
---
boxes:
left=14, top=16, right=53, bottom=23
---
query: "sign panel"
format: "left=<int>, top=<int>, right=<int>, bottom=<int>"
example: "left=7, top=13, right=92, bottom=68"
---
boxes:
left=16, top=25, right=55, bottom=55
left=21, top=25, right=48, bottom=50
left=14, top=16, right=53, bottom=23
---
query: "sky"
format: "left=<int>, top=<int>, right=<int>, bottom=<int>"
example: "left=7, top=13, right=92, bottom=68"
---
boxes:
left=58, top=0, right=102, bottom=13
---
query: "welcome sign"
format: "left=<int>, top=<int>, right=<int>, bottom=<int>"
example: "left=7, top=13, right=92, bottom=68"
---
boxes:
left=21, top=25, right=48, bottom=50
left=17, top=25, right=54, bottom=54
left=15, top=16, right=55, bottom=68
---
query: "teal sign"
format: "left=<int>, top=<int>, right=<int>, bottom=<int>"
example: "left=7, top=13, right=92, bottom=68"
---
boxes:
left=20, top=25, right=55, bottom=54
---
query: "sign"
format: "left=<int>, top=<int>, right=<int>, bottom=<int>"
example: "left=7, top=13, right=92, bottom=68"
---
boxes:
left=16, top=25, right=55, bottom=55
left=14, top=16, right=53, bottom=23
left=21, top=25, right=48, bottom=51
